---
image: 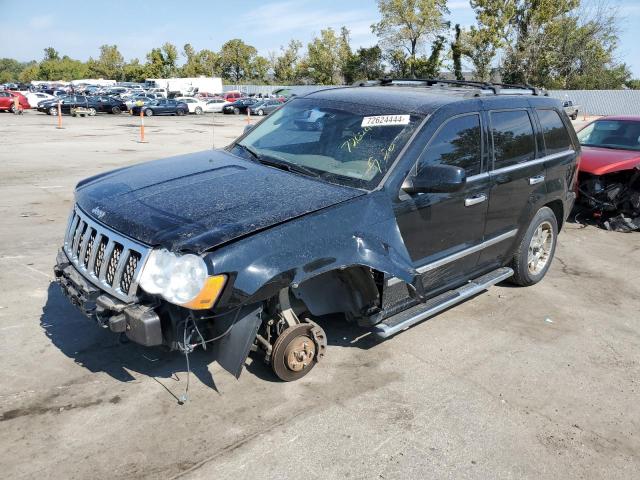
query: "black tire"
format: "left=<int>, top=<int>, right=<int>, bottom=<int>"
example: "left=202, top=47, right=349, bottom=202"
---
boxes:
left=233, top=107, right=240, bottom=115
left=176, top=108, right=186, bottom=116
left=194, top=106, right=203, bottom=115
left=257, top=109, right=264, bottom=116
left=49, top=106, right=58, bottom=116
left=88, top=107, right=97, bottom=116
left=509, top=206, right=558, bottom=287
left=112, top=106, right=121, bottom=115
left=10, top=104, right=17, bottom=114
left=144, top=108, right=153, bottom=116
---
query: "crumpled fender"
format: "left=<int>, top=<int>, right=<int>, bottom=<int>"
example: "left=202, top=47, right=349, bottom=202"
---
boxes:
left=204, top=191, right=419, bottom=309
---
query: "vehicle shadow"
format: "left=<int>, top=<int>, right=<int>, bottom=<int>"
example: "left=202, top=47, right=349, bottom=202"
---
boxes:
left=40, top=282, right=220, bottom=400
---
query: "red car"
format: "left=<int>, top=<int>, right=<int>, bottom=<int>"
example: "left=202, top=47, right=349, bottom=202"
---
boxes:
left=576, top=116, right=640, bottom=230
left=0, top=90, right=30, bottom=112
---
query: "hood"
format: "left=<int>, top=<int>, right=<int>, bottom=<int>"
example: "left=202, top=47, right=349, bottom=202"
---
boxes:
left=75, top=150, right=364, bottom=253
left=580, top=146, right=640, bottom=175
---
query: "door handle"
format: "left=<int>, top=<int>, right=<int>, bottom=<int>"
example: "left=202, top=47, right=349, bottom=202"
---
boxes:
left=529, top=174, right=545, bottom=185
left=465, top=194, right=487, bottom=207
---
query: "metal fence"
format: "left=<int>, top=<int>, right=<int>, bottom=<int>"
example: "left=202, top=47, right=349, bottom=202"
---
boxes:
left=224, top=84, right=640, bottom=116
left=547, top=90, right=640, bottom=116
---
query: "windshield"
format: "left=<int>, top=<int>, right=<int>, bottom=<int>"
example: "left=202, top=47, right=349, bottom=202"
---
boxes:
left=231, top=98, right=422, bottom=189
left=578, top=120, right=640, bottom=151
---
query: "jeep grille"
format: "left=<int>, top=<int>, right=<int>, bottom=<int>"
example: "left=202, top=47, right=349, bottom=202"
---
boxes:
left=63, top=206, right=151, bottom=302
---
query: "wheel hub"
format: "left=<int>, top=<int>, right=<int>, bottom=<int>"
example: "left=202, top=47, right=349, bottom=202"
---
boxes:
left=527, top=221, right=553, bottom=275
left=284, top=335, right=315, bottom=372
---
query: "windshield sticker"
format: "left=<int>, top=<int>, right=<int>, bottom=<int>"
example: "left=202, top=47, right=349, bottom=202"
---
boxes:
left=361, top=115, right=410, bottom=128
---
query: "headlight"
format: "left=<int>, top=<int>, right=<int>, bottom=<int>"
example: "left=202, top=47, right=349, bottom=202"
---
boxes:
left=139, top=249, right=226, bottom=309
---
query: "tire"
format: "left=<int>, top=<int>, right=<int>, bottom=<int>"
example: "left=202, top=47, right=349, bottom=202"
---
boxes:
left=570, top=113, right=577, bottom=120
left=176, top=109, right=186, bottom=116
left=10, top=104, right=17, bottom=114
left=144, top=108, right=153, bottom=117
left=257, top=109, right=264, bottom=116
left=88, top=107, right=97, bottom=116
left=112, top=106, right=121, bottom=115
left=509, top=206, right=558, bottom=287
left=194, top=106, right=203, bottom=115
left=49, top=106, right=58, bottom=116
left=233, top=107, right=240, bottom=115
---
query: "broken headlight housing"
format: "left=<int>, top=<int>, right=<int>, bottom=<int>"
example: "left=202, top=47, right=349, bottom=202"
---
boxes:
left=139, top=249, right=226, bottom=309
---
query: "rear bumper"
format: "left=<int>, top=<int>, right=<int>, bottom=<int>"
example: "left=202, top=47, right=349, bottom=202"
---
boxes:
left=54, top=249, right=163, bottom=346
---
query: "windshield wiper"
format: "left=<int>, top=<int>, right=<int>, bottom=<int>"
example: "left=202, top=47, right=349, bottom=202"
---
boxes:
left=236, top=142, right=261, bottom=161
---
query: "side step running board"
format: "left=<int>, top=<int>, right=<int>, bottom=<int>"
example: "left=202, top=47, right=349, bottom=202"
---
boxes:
left=372, top=267, right=514, bottom=339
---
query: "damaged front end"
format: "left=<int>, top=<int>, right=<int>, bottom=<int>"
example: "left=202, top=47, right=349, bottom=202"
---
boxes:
left=577, top=166, right=640, bottom=232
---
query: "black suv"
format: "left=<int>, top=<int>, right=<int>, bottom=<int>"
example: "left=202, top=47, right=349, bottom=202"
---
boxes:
left=54, top=79, right=579, bottom=382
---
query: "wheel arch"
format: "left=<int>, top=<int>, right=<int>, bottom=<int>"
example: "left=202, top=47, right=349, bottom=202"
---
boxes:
left=544, top=199, right=564, bottom=231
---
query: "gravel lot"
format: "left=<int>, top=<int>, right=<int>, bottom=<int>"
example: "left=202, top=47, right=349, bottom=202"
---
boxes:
left=0, top=111, right=638, bottom=480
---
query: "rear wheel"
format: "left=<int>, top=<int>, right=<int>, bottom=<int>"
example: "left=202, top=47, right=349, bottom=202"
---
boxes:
left=88, top=107, right=97, bottom=116
left=194, top=106, right=203, bottom=115
left=144, top=108, right=153, bottom=116
left=49, top=106, right=58, bottom=116
left=233, top=107, right=240, bottom=115
left=509, top=207, right=558, bottom=286
left=176, top=108, right=186, bottom=116
left=257, top=109, right=264, bottom=116
left=112, top=106, right=121, bottom=115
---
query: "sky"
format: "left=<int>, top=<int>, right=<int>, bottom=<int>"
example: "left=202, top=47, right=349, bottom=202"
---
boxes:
left=0, top=0, right=639, bottom=77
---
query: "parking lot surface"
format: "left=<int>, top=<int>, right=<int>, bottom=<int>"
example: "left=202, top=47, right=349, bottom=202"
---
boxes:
left=0, top=112, right=638, bottom=480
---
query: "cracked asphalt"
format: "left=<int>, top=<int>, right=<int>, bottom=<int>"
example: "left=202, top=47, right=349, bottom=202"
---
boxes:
left=0, top=112, right=638, bottom=480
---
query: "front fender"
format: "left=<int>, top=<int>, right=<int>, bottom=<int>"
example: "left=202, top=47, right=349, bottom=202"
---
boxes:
left=205, top=192, right=418, bottom=310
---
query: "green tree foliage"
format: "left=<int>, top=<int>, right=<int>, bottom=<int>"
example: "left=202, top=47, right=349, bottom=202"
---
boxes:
left=145, top=42, right=179, bottom=78
left=86, top=45, right=125, bottom=80
left=272, top=40, right=303, bottom=84
left=0, top=58, right=29, bottom=83
left=181, top=44, right=221, bottom=77
left=304, top=28, right=344, bottom=84
left=450, top=24, right=463, bottom=81
left=410, top=35, right=446, bottom=78
left=219, top=39, right=258, bottom=82
left=372, top=0, right=449, bottom=77
left=459, top=26, right=497, bottom=82
left=343, top=46, right=385, bottom=83
left=122, top=59, right=146, bottom=82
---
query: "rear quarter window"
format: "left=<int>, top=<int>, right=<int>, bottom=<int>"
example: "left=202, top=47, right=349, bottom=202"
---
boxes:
left=536, top=109, right=573, bottom=154
left=490, top=110, right=536, bottom=169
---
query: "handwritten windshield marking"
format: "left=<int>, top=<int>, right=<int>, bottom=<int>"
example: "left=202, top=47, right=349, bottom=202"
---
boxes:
left=340, top=127, right=372, bottom=153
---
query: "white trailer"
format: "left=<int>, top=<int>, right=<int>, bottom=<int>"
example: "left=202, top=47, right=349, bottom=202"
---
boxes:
left=145, top=77, right=223, bottom=96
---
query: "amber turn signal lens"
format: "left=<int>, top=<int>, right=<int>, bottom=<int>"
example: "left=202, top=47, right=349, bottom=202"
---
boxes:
left=180, top=275, right=227, bottom=310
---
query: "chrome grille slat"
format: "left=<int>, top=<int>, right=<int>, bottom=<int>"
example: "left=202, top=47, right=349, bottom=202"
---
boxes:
left=62, top=206, right=151, bottom=302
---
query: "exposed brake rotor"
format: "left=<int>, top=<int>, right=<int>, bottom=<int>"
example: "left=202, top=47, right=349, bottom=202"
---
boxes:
left=271, top=322, right=326, bottom=381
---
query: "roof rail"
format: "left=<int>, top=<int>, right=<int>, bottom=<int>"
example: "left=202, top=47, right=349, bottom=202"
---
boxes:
left=369, top=78, right=547, bottom=96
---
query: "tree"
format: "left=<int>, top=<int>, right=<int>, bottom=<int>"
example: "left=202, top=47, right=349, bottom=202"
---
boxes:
left=181, top=44, right=221, bottom=77
left=450, top=24, right=463, bottom=81
left=0, top=58, right=29, bottom=83
left=219, top=39, right=258, bottom=82
left=122, top=59, right=146, bottom=82
left=87, top=44, right=124, bottom=80
left=304, top=28, right=343, bottom=84
left=272, top=39, right=303, bottom=83
left=343, top=46, right=385, bottom=83
left=43, top=47, right=59, bottom=61
left=145, top=42, right=178, bottom=78
left=469, top=0, right=579, bottom=84
left=460, top=26, right=497, bottom=82
left=372, top=0, right=449, bottom=77
left=410, top=35, right=445, bottom=78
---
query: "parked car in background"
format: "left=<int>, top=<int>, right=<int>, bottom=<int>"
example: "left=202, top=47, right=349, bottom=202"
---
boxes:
left=25, top=91, right=56, bottom=107
left=175, top=96, right=207, bottom=115
left=0, top=91, right=30, bottom=112
left=196, top=92, right=219, bottom=99
left=37, top=95, right=127, bottom=115
left=222, top=98, right=257, bottom=115
left=125, top=95, right=159, bottom=110
left=248, top=99, right=282, bottom=116
left=222, top=91, right=243, bottom=102
left=130, top=98, right=188, bottom=116
left=563, top=100, right=580, bottom=120
left=575, top=116, right=640, bottom=231
left=203, top=98, right=230, bottom=113
left=147, top=88, right=168, bottom=98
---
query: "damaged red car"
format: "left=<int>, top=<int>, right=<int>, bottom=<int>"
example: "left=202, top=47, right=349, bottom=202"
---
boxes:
left=576, top=116, right=640, bottom=231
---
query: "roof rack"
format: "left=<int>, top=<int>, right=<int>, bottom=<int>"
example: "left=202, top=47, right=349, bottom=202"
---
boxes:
left=363, top=78, right=547, bottom=96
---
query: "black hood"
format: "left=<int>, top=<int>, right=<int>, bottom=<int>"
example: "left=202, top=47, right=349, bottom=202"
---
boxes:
left=75, top=150, right=364, bottom=253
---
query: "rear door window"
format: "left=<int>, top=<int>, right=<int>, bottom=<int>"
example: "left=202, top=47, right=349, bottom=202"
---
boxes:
left=418, top=113, right=482, bottom=176
left=490, top=110, right=536, bottom=169
left=536, top=109, right=573, bottom=154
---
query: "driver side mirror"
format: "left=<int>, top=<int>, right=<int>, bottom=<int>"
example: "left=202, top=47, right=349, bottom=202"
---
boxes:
left=403, top=164, right=466, bottom=194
